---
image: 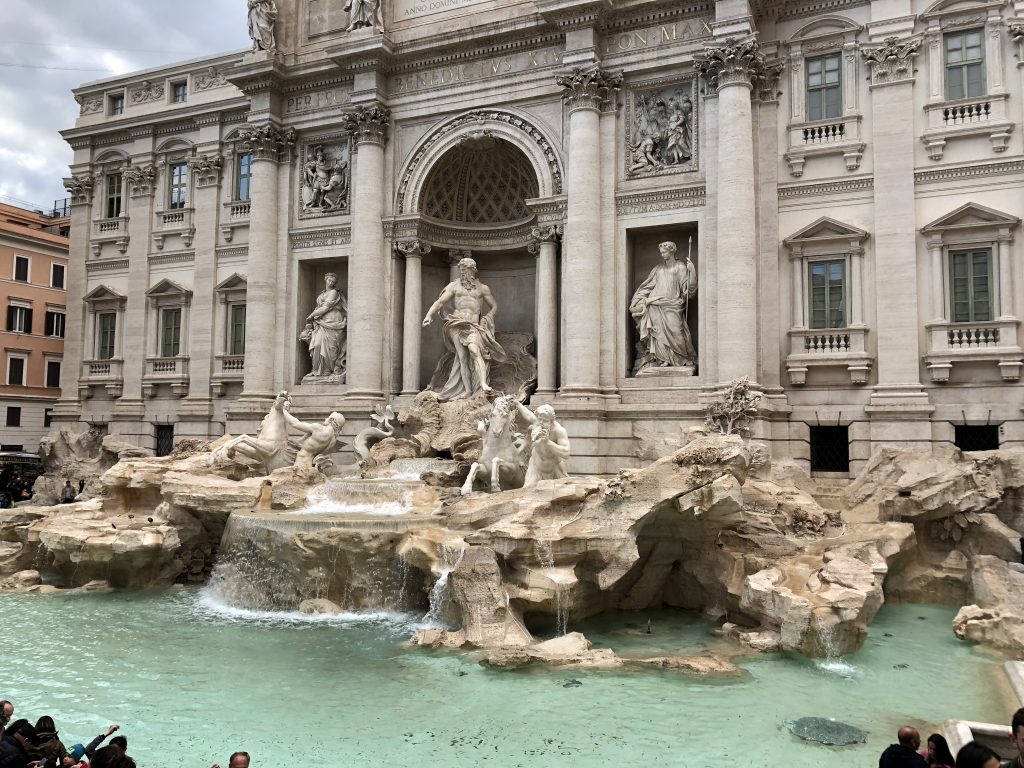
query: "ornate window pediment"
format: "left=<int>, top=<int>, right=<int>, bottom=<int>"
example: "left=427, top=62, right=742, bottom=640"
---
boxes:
left=83, top=285, right=127, bottom=307
left=785, top=216, right=870, bottom=248
left=215, top=273, right=247, bottom=293
left=921, top=202, right=1021, bottom=234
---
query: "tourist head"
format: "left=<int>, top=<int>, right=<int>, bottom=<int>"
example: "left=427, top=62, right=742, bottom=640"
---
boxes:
left=90, top=745, right=135, bottom=768
left=229, top=752, right=250, bottom=768
left=109, top=735, right=127, bottom=752
left=1012, top=707, right=1024, bottom=759
left=0, top=700, right=13, bottom=726
left=955, top=741, right=1001, bottom=768
left=897, top=726, right=921, bottom=750
left=926, top=733, right=955, bottom=765
left=5, top=719, right=37, bottom=750
left=34, top=715, right=56, bottom=734
left=658, top=241, right=677, bottom=260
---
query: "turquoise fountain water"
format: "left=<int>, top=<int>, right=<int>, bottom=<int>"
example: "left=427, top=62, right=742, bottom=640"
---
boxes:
left=0, top=592, right=1012, bottom=767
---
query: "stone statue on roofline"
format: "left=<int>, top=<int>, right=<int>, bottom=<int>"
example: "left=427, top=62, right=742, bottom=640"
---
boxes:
left=345, top=0, right=381, bottom=31
left=247, top=0, right=278, bottom=53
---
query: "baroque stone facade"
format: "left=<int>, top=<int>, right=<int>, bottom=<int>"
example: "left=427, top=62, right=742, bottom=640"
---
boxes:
left=56, top=0, right=1024, bottom=473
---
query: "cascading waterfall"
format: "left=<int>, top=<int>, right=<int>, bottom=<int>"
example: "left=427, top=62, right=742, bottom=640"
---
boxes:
left=536, top=540, right=570, bottom=637
left=814, top=615, right=858, bottom=678
left=423, top=544, right=466, bottom=628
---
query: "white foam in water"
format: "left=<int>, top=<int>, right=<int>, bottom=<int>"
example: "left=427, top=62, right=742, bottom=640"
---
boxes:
left=287, top=499, right=412, bottom=516
left=814, top=658, right=861, bottom=679
left=194, top=588, right=421, bottom=628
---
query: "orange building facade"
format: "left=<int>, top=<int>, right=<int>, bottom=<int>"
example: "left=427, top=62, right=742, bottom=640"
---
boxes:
left=0, top=202, right=69, bottom=451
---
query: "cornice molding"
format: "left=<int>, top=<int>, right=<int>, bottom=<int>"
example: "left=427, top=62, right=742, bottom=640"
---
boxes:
left=615, top=185, right=706, bottom=214
left=914, top=158, right=1024, bottom=185
left=777, top=176, right=873, bottom=198
left=289, top=226, right=352, bottom=249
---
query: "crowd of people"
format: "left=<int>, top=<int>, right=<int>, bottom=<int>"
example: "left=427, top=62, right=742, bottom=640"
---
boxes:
left=0, top=471, right=37, bottom=509
left=0, top=701, right=249, bottom=768
left=879, top=708, right=1024, bottom=768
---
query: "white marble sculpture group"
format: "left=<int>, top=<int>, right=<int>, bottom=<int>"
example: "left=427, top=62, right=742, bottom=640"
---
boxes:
left=211, top=391, right=345, bottom=474
left=218, top=233, right=700, bottom=485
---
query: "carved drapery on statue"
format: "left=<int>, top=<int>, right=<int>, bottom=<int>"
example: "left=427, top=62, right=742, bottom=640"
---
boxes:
left=345, top=0, right=381, bottom=31
left=630, top=240, right=697, bottom=374
left=300, top=273, right=347, bottom=382
left=247, top=0, right=278, bottom=52
left=626, top=79, right=699, bottom=177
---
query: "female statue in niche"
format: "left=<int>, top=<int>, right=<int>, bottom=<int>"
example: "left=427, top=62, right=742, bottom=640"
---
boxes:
left=247, top=0, right=278, bottom=53
left=300, top=273, right=347, bottom=380
left=630, top=239, right=697, bottom=373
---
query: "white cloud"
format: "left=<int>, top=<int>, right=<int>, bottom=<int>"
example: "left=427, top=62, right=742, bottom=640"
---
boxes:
left=0, top=0, right=249, bottom=209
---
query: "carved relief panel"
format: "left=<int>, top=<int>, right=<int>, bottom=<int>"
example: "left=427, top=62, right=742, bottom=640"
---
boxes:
left=297, top=137, right=351, bottom=219
left=624, top=77, right=699, bottom=179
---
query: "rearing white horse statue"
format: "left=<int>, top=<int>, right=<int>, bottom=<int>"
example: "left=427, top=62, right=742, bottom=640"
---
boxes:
left=210, top=391, right=295, bottom=474
left=461, top=396, right=529, bottom=495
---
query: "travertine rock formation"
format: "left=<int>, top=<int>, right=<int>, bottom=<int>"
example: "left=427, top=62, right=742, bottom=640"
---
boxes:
left=31, top=427, right=150, bottom=505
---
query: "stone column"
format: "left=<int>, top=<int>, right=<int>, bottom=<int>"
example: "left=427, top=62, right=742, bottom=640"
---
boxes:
left=1012, top=24, right=1024, bottom=127
left=697, top=39, right=764, bottom=383
left=184, top=153, right=223, bottom=409
left=54, top=174, right=94, bottom=422
left=342, top=104, right=390, bottom=399
left=861, top=35, right=933, bottom=440
left=850, top=245, right=865, bottom=327
left=529, top=225, right=560, bottom=394
left=927, top=236, right=946, bottom=321
left=998, top=233, right=1014, bottom=319
left=556, top=67, right=621, bottom=396
left=238, top=125, right=293, bottom=400
left=119, top=163, right=157, bottom=406
left=396, top=239, right=430, bottom=395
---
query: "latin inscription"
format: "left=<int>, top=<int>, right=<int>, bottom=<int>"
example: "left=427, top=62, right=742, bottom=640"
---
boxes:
left=396, top=0, right=492, bottom=21
left=393, top=47, right=563, bottom=93
left=285, top=89, right=348, bottom=114
left=603, top=20, right=713, bottom=54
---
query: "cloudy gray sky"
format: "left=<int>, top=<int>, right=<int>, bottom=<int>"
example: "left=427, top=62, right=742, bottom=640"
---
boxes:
left=0, top=0, right=250, bottom=211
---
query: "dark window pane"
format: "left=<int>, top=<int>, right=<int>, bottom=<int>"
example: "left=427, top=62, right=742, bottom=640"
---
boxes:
left=46, top=360, right=61, bottom=388
left=5, top=407, right=21, bottom=427
left=14, top=257, right=29, bottom=282
left=51, top=264, right=65, bottom=289
left=8, top=358, right=24, bottom=386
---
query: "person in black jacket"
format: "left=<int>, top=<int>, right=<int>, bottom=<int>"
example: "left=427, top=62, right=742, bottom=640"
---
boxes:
left=0, top=719, right=39, bottom=768
left=879, top=726, right=929, bottom=768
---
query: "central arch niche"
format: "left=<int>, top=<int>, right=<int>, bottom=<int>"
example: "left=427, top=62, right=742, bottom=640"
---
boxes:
left=414, top=136, right=543, bottom=390
left=418, top=136, right=539, bottom=224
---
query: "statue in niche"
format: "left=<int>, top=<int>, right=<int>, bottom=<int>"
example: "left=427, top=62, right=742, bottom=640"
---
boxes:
left=247, top=0, right=278, bottom=52
left=345, top=0, right=381, bottom=31
left=630, top=239, right=697, bottom=373
left=423, top=257, right=506, bottom=401
left=302, top=146, right=348, bottom=213
left=513, top=401, right=571, bottom=486
left=300, top=272, right=347, bottom=381
left=628, top=91, right=693, bottom=174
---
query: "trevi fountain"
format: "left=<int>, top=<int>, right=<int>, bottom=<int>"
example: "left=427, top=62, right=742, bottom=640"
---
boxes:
left=3, top=261, right=1023, bottom=764
left=7, top=0, right=1024, bottom=764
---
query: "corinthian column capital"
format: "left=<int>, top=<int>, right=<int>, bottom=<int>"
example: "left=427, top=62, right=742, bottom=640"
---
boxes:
left=342, top=103, right=391, bottom=146
left=123, top=164, right=157, bottom=198
left=238, top=124, right=296, bottom=161
left=696, top=37, right=770, bottom=92
left=556, top=66, right=623, bottom=112
left=63, top=173, right=95, bottom=206
left=395, top=238, right=430, bottom=258
left=860, top=36, right=921, bottom=85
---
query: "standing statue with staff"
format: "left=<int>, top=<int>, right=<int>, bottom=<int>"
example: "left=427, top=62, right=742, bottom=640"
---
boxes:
left=629, top=238, right=698, bottom=372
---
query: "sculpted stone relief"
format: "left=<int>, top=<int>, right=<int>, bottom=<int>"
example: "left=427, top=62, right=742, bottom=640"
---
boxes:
left=299, top=142, right=350, bottom=216
left=626, top=80, right=698, bottom=177
left=130, top=80, right=164, bottom=104
left=194, top=67, right=229, bottom=91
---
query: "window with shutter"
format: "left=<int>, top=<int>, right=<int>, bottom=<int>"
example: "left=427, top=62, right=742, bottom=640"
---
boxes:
left=161, top=307, right=182, bottom=357
left=808, top=260, right=847, bottom=329
left=950, top=248, right=993, bottom=322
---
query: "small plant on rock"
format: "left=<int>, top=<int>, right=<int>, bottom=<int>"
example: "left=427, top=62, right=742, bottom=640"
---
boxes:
left=704, top=377, right=762, bottom=436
